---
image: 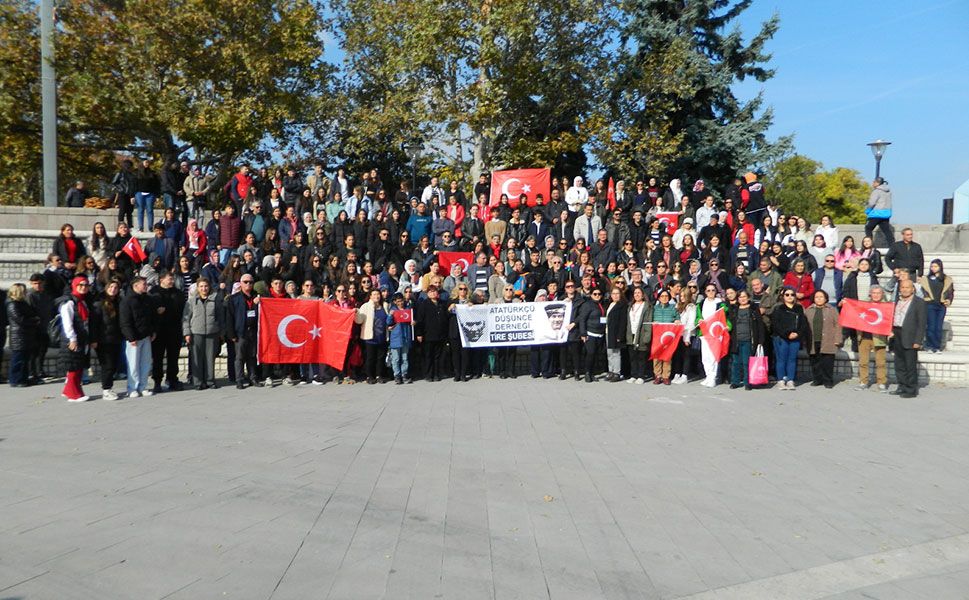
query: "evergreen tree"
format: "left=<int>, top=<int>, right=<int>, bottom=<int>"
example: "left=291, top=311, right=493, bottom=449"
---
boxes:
left=595, top=0, right=791, bottom=184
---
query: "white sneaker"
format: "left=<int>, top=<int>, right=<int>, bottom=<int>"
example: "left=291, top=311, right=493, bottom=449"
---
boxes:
left=774, top=381, right=787, bottom=390
left=283, top=377, right=295, bottom=387
left=128, top=390, right=141, bottom=398
left=102, top=390, right=119, bottom=401
left=264, top=377, right=274, bottom=388
left=878, top=384, right=889, bottom=393
left=141, top=389, right=153, bottom=397
left=635, top=378, right=645, bottom=384
left=625, top=378, right=637, bottom=384
left=672, top=375, right=684, bottom=384
left=786, top=380, right=796, bottom=390
left=67, top=395, right=91, bottom=403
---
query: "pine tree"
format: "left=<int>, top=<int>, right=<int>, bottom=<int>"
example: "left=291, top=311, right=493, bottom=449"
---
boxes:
left=595, top=0, right=791, bottom=186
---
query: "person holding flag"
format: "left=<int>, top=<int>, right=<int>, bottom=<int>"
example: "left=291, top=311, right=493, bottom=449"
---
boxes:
left=386, top=291, right=414, bottom=384
left=727, top=290, right=766, bottom=390
left=625, top=286, right=653, bottom=384
left=650, top=289, right=680, bottom=385
left=696, top=283, right=729, bottom=387
left=108, top=222, right=141, bottom=279
left=854, top=285, right=890, bottom=393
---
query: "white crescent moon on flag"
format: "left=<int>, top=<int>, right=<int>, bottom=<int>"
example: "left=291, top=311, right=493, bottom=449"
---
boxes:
left=455, top=258, right=470, bottom=273
left=709, top=321, right=726, bottom=340
left=278, top=314, right=309, bottom=348
left=862, top=308, right=883, bottom=326
left=658, top=217, right=672, bottom=228
left=501, top=178, right=521, bottom=198
left=660, top=331, right=677, bottom=345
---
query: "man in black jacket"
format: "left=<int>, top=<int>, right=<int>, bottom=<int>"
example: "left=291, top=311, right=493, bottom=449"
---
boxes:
left=892, top=280, right=926, bottom=398
left=414, top=286, right=449, bottom=381
left=120, top=276, right=157, bottom=398
left=558, top=282, right=585, bottom=380
left=150, top=271, right=185, bottom=393
left=226, top=275, right=264, bottom=389
left=885, top=227, right=924, bottom=278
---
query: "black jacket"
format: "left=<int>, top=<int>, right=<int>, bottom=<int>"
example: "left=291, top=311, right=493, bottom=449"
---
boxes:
left=842, top=271, right=880, bottom=301
left=727, top=304, right=766, bottom=352
left=120, top=291, right=156, bottom=341
left=150, top=285, right=186, bottom=338
left=91, top=297, right=124, bottom=345
left=885, top=241, right=924, bottom=276
left=414, top=298, right=449, bottom=341
left=894, top=296, right=927, bottom=349
left=770, top=302, right=808, bottom=344
left=577, top=298, right=606, bottom=337
left=605, top=300, right=628, bottom=349
left=6, top=300, right=40, bottom=351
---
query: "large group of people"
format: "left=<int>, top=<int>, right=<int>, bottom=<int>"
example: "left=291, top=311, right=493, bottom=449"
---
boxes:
left=0, top=163, right=953, bottom=402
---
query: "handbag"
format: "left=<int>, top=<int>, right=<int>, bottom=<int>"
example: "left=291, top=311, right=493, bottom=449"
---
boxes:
left=748, top=344, right=769, bottom=386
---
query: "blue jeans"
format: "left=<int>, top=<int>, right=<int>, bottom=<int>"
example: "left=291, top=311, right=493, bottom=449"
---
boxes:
left=8, top=349, right=28, bottom=385
left=162, top=192, right=174, bottom=210
left=300, top=364, right=323, bottom=381
left=773, top=336, right=799, bottom=382
left=125, top=337, right=153, bottom=393
left=730, top=340, right=752, bottom=386
left=925, top=303, right=946, bottom=351
left=219, top=248, right=233, bottom=266
left=135, top=192, right=155, bottom=231
left=389, top=347, right=409, bottom=379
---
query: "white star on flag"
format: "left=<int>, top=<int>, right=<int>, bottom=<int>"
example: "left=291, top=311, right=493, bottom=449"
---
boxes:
left=309, top=325, right=322, bottom=339
left=522, top=184, right=532, bottom=193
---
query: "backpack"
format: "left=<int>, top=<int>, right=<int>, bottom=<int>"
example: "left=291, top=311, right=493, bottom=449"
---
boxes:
left=47, top=295, right=74, bottom=348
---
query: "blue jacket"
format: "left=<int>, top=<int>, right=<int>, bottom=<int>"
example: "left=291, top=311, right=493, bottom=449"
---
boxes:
left=813, top=268, right=843, bottom=302
left=386, top=308, right=413, bottom=349
left=226, top=292, right=259, bottom=339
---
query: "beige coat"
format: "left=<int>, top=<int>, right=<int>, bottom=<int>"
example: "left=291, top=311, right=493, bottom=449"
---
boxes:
left=804, top=304, right=841, bottom=354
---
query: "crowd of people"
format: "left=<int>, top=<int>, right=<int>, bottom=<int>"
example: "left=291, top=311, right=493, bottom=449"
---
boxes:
left=0, top=163, right=954, bottom=402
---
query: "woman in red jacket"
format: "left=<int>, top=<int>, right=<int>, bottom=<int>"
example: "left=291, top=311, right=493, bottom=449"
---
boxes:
left=783, top=258, right=815, bottom=308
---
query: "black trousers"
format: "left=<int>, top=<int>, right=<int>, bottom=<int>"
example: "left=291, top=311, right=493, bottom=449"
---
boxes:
left=450, top=337, right=470, bottom=380
left=364, top=343, right=387, bottom=379
left=29, top=334, right=49, bottom=378
left=583, top=336, right=604, bottom=379
left=530, top=345, right=552, bottom=377
left=97, top=342, right=121, bottom=390
left=235, top=336, right=259, bottom=383
left=117, top=194, right=133, bottom=228
left=629, top=349, right=649, bottom=380
left=894, top=341, right=919, bottom=396
left=865, top=218, right=893, bottom=247
left=809, top=349, right=835, bottom=386
left=423, top=340, right=445, bottom=380
left=152, top=334, right=181, bottom=385
left=496, top=347, right=516, bottom=377
left=560, top=340, right=583, bottom=376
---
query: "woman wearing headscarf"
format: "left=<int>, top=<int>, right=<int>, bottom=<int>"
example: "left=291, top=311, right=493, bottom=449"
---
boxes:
left=401, top=259, right=423, bottom=293
left=661, top=179, right=683, bottom=211
left=60, top=276, right=94, bottom=401
left=183, top=218, right=207, bottom=263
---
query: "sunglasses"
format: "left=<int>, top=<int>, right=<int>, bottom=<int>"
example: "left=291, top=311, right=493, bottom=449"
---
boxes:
left=783, top=292, right=795, bottom=297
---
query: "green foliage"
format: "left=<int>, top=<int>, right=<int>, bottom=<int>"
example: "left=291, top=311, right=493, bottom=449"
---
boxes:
left=596, top=0, right=792, bottom=182
left=763, top=155, right=869, bottom=223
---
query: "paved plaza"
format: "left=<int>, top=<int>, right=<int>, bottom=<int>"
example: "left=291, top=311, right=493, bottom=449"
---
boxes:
left=2, top=378, right=969, bottom=599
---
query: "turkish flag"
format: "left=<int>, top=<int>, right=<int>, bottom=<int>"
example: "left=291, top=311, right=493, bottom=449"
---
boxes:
left=698, top=308, right=730, bottom=361
left=650, top=323, right=683, bottom=361
left=438, top=251, right=474, bottom=275
left=392, top=308, right=413, bottom=324
left=607, top=177, right=616, bottom=211
left=655, top=212, right=679, bottom=236
left=123, top=236, right=147, bottom=263
left=258, top=298, right=355, bottom=368
left=839, top=298, right=894, bottom=336
left=490, top=168, right=551, bottom=210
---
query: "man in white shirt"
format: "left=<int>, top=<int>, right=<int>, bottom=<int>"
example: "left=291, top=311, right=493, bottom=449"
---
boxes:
left=572, top=204, right=602, bottom=245
left=565, top=176, right=589, bottom=213
left=421, top=176, right=446, bottom=207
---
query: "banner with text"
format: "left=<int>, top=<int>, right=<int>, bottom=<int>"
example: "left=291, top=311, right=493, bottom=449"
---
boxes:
left=455, top=301, right=573, bottom=348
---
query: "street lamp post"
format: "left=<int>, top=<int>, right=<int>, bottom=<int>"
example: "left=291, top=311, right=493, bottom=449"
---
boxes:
left=867, top=139, right=891, bottom=180
left=40, top=0, right=57, bottom=207
left=401, top=138, right=423, bottom=197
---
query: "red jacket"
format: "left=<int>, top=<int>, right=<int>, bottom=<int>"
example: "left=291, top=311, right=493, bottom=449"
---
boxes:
left=783, top=271, right=815, bottom=308
left=220, top=213, right=243, bottom=249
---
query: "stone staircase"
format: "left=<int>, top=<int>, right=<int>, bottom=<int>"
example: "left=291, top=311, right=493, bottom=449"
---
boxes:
left=2, top=226, right=967, bottom=386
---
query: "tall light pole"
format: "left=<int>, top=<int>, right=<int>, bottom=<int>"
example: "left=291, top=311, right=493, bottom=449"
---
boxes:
left=867, top=139, right=891, bottom=180
left=402, top=138, right=423, bottom=197
left=40, top=0, right=57, bottom=207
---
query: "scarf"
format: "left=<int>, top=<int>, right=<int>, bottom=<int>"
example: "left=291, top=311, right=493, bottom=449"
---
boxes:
left=71, top=276, right=89, bottom=321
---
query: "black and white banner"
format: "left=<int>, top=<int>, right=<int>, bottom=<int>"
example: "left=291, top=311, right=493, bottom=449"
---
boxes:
left=455, top=301, right=573, bottom=348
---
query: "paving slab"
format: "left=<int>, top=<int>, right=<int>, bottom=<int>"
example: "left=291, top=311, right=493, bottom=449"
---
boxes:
left=1, top=378, right=968, bottom=599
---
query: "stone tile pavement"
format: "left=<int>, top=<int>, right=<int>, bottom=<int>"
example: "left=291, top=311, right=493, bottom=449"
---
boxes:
left=1, top=379, right=969, bottom=599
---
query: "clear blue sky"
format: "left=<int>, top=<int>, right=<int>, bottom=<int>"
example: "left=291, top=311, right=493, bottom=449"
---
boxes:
left=734, top=0, right=969, bottom=224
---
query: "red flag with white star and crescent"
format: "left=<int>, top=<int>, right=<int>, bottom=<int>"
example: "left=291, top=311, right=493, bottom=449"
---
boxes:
left=489, top=168, right=551, bottom=212
left=258, top=298, right=355, bottom=368
left=698, top=308, right=730, bottom=361
left=650, top=323, right=683, bottom=362
left=839, top=298, right=895, bottom=336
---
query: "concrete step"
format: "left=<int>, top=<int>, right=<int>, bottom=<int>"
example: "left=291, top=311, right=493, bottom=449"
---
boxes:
left=0, top=229, right=153, bottom=254
left=0, top=253, right=48, bottom=281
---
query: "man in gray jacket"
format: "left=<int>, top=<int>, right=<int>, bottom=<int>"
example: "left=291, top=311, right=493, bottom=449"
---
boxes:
left=864, top=177, right=893, bottom=246
left=182, top=279, right=224, bottom=390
